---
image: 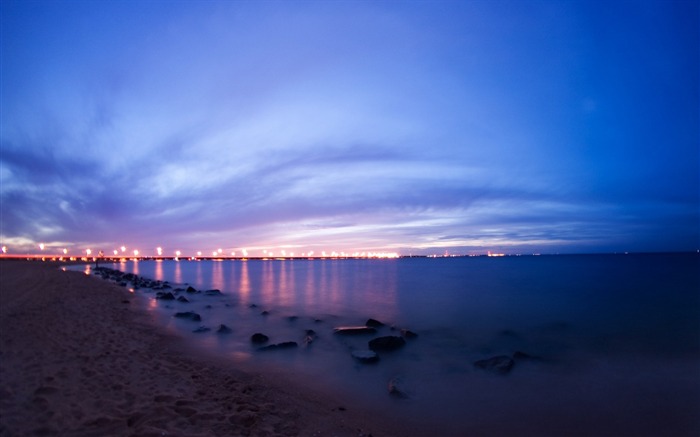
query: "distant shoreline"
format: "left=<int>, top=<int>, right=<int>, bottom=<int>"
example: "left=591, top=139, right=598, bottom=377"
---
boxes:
left=1, top=250, right=697, bottom=263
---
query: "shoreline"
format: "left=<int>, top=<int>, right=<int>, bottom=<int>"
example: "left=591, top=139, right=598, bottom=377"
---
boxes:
left=0, top=259, right=412, bottom=436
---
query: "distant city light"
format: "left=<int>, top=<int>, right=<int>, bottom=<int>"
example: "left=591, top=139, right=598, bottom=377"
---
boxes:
left=120, top=246, right=126, bottom=253
left=63, top=248, right=68, bottom=255
left=86, top=249, right=92, bottom=255
left=113, top=249, right=118, bottom=255
left=39, top=243, right=45, bottom=250
left=2, top=246, right=7, bottom=254
left=175, top=250, right=181, bottom=257
left=133, top=249, right=139, bottom=256
left=157, top=247, right=163, bottom=256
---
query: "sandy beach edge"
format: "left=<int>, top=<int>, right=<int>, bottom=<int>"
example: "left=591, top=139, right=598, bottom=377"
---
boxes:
left=0, top=260, right=416, bottom=437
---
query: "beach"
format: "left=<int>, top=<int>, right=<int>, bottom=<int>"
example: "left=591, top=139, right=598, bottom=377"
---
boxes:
left=0, top=260, right=409, bottom=437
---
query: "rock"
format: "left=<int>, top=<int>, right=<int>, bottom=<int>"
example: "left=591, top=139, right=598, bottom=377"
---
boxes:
left=174, top=311, right=202, bottom=322
left=368, top=336, right=406, bottom=352
left=351, top=350, right=379, bottom=364
left=474, top=355, right=515, bottom=374
left=258, top=341, right=298, bottom=351
left=193, top=326, right=211, bottom=333
left=156, top=292, right=176, bottom=300
left=365, top=318, right=385, bottom=328
left=261, top=311, right=270, bottom=316
left=333, top=326, right=377, bottom=336
left=186, top=286, right=198, bottom=293
left=204, top=289, right=222, bottom=296
left=303, top=330, right=317, bottom=346
left=251, top=333, right=269, bottom=344
left=388, top=377, right=408, bottom=398
left=176, top=296, right=189, bottom=303
left=287, top=316, right=299, bottom=322
left=217, top=324, right=232, bottom=334
left=400, top=329, right=418, bottom=339
left=513, top=351, right=541, bottom=361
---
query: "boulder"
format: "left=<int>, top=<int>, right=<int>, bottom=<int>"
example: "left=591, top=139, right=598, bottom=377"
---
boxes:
left=365, top=318, right=385, bottom=328
left=303, top=330, right=317, bottom=346
left=400, top=329, right=418, bottom=339
left=333, top=326, right=377, bottom=336
left=351, top=349, right=379, bottom=364
left=368, top=336, right=406, bottom=352
left=193, top=326, right=211, bottom=333
left=174, top=311, right=202, bottom=322
left=513, top=351, right=542, bottom=361
left=251, top=333, right=269, bottom=344
left=186, top=286, right=198, bottom=294
left=258, top=342, right=298, bottom=351
left=217, top=324, right=232, bottom=334
left=176, top=296, right=189, bottom=303
left=388, top=377, right=409, bottom=399
left=156, top=292, right=176, bottom=300
left=204, top=289, right=222, bottom=296
left=474, top=355, right=515, bottom=374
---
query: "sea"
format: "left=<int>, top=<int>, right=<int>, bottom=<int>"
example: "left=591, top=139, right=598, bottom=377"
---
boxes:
left=76, top=253, right=700, bottom=436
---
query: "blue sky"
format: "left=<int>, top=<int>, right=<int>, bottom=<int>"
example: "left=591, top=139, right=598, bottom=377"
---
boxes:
left=1, top=0, right=698, bottom=256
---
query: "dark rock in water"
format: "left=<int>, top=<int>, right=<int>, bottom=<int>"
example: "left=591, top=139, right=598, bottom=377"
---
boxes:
left=176, top=296, right=189, bottom=303
left=193, top=326, right=211, bottom=333
left=368, top=336, right=406, bottom=352
left=365, top=318, right=385, bottom=328
left=174, top=311, right=202, bottom=322
left=474, top=355, right=515, bottom=374
left=249, top=304, right=258, bottom=308
left=333, top=326, right=377, bottom=336
left=186, top=286, right=198, bottom=294
left=513, top=351, right=542, bottom=361
left=388, top=377, right=409, bottom=399
left=287, top=316, right=299, bottom=322
left=260, top=311, right=270, bottom=316
left=217, top=324, right=232, bottom=334
left=400, top=329, right=418, bottom=339
left=204, top=289, right=222, bottom=296
left=352, top=349, right=379, bottom=364
left=251, top=333, right=269, bottom=344
left=156, top=292, right=176, bottom=300
left=121, top=300, right=130, bottom=304
left=258, top=341, right=298, bottom=351
left=303, top=330, right=317, bottom=346
left=204, top=305, right=212, bottom=309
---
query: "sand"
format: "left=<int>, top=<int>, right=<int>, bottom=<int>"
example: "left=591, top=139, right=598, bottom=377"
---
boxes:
left=0, top=260, right=408, bottom=437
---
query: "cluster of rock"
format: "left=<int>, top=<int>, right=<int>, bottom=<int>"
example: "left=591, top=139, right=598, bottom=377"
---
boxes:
left=94, top=267, right=173, bottom=290
left=95, top=266, right=427, bottom=398
left=333, top=318, right=418, bottom=365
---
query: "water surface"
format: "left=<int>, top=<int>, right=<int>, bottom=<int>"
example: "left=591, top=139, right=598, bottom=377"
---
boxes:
left=82, top=254, right=700, bottom=436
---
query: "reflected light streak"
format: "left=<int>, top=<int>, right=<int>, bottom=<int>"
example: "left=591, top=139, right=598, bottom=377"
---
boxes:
left=239, top=260, right=250, bottom=306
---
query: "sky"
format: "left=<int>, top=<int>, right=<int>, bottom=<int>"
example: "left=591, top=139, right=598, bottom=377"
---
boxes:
left=1, top=0, right=698, bottom=257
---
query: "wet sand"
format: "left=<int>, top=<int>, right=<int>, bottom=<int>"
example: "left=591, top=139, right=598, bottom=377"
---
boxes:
left=0, top=260, right=409, bottom=436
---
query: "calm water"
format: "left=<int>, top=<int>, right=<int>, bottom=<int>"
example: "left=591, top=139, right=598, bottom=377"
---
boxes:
left=82, top=254, right=700, bottom=436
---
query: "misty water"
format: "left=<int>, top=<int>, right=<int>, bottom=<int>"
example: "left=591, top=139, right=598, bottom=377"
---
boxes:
left=79, top=253, right=699, bottom=435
